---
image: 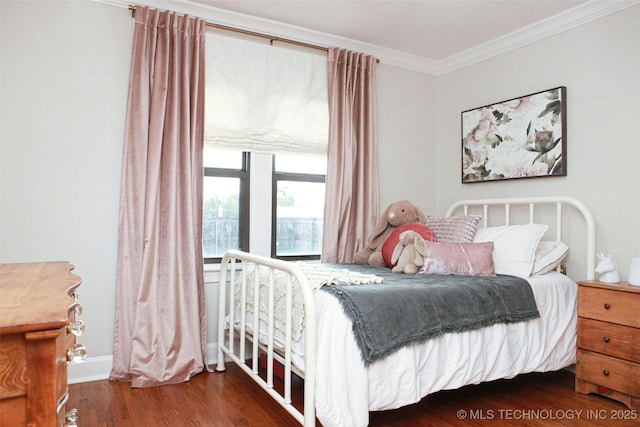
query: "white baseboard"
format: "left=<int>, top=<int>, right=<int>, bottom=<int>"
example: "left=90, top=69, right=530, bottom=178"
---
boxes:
left=68, top=343, right=220, bottom=384
left=68, top=355, right=113, bottom=384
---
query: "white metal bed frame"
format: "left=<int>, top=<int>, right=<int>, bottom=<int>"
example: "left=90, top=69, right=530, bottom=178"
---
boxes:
left=216, top=252, right=317, bottom=426
left=446, top=196, right=596, bottom=280
left=216, top=196, right=596, bottom=426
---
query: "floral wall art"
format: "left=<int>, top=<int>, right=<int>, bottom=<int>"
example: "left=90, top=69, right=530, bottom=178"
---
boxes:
left=461, top=86, right=566, bottom=183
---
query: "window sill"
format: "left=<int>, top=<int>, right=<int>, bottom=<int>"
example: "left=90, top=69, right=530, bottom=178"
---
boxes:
left=204, top=262, right=221, bottom=283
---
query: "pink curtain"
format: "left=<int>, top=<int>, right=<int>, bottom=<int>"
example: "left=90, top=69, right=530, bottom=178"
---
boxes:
left=322, top=48, right=379, bottom=263
left=110, top=7, right=208, bottom=387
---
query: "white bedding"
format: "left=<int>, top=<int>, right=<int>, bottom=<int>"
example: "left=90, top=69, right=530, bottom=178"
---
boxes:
left=313, top=272, right=577, bottom=427
left=233, top=271, right=577, bottom=427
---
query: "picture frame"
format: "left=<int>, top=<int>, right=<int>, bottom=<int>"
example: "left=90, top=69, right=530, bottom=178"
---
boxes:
left=461, top=86, right=566, bottom=183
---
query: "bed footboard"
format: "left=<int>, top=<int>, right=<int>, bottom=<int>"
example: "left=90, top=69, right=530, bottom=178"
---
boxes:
left=216, top=250, right=317, bottom=427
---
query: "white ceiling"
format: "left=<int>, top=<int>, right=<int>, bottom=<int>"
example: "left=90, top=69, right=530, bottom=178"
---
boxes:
left=195, top=0, right=589, bottom=61
left=113, top=0, right=637, bottom=74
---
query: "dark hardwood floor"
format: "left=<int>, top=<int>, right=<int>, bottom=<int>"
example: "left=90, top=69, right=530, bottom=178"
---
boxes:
left=68, top=366, right=639, bottom=426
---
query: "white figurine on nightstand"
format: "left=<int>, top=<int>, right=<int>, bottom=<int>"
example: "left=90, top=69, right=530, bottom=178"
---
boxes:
left=595, top=252, right=621, bottom=283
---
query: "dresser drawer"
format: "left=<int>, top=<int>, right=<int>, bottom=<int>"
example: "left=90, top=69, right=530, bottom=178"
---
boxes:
left=0, top=335, right=27, bottom=399
left=576, top=349, right=640, bottom=397
left=578, top=318, right=640, bottom=363
left=55, top=326, right=69, bottom=409
left=578, top=286, right=640, bottom=328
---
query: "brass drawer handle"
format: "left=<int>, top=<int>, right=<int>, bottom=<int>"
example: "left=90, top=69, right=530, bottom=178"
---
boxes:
left=603, top=336, right=610, bottom=343
left=604, top=303, right=611, bottom=310
left=603, top=369, right=610, bottom=376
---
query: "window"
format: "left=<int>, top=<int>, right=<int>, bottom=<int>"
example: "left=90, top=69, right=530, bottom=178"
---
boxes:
left=273, top=154, right=326, bottom=260
left=203, top=149, right=249, bottom=263
left=203, top=150, right=325, bottom=263
left=204, top=31, right=328, bottom=262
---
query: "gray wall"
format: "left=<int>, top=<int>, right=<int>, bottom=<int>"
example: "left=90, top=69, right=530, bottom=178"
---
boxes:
left=1, top=1, right=131, bottom=367
left=435, top=5, right=640, bottom=278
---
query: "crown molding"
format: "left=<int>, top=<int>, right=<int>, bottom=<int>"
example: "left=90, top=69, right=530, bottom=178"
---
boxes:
left=436, top=0, right=640, bottom=75
left=95, top=0, right=638, bottom=76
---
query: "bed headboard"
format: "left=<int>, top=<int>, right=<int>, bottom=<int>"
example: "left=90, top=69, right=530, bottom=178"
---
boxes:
left=445, top=196, right=596, bottom=280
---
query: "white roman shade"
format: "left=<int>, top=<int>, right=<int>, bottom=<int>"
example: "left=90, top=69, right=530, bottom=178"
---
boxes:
left=205, top=32, right=329, bottom=155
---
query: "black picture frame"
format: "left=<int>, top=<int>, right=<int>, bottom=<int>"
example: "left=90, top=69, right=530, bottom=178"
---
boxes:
left=461, top=86, right=567, bottom=183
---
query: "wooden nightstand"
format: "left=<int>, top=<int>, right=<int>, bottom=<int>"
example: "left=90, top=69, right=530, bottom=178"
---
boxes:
left=576, top=280, right=640, bottom=410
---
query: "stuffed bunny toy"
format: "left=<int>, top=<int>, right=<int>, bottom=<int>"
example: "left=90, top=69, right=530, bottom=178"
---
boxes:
left=354, top=200, right=426, bottom=266
left=391, top=230, right=429, bottom=274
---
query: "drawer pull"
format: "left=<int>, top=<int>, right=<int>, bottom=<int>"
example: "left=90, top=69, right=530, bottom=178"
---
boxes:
left=604, top=303, right=611, bottom=310
left=603, top=336, right=610, bottom=343
left=603, top=369, right=610, bottom=376
left=67, top=344, right=87, bottom=364
left=67, top=319, right=85, bottom=336
left=65, top=408, right=78, bottom=427
left=57, top=392, right=70, bottom=414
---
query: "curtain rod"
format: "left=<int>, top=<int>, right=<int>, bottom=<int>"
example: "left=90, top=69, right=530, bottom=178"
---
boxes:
left=128, top=5, right=328, bottom=53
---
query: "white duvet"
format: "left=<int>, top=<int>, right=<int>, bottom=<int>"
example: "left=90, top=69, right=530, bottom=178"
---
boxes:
left=312, top=272, right=578, bottom=427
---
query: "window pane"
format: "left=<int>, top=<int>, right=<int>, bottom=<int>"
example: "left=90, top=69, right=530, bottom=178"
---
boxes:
left=275, top=153, right=326, bottom=174
left=203, top=176, right=241, bottom=258
left=204, top=147, right=243, bottom=169
left=276, top=180, right=324, bottom=256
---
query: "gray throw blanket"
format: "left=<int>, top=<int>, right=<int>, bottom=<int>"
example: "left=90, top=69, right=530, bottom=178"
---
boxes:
left=319, top=264, right=540, bottom=365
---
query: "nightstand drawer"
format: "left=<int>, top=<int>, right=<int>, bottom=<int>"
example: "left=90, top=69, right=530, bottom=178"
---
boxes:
left=578, top=286, right=640, bottom=328
left=576, top=349, right=640, bottom=397
left=578, top=318, right=640, bottom=363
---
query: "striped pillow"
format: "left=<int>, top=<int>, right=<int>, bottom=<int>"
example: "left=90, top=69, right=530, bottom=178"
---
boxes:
left=425, top=215, right=481, bottom=243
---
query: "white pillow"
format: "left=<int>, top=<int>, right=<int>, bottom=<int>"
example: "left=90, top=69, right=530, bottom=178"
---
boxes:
left=533, top=240, right=569, bottom=275
left=473, top=223, right=548, bottom=278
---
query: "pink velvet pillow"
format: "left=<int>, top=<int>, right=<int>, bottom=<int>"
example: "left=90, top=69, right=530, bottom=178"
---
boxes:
left=420, top=241, right=495, bottom=276
left=382, top=223, right=437, bottom=268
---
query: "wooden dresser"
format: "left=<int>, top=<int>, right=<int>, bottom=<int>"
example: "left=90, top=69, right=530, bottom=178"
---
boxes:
left=0, top=262, right=86, bottom=426
left=576, top=280, right=640, bottom=410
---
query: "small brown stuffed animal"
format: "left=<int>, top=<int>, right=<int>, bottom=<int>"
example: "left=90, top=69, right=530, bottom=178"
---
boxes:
left=391, top=230, right=428, bottom=274
left=354, top=200, right=426, bottom=266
